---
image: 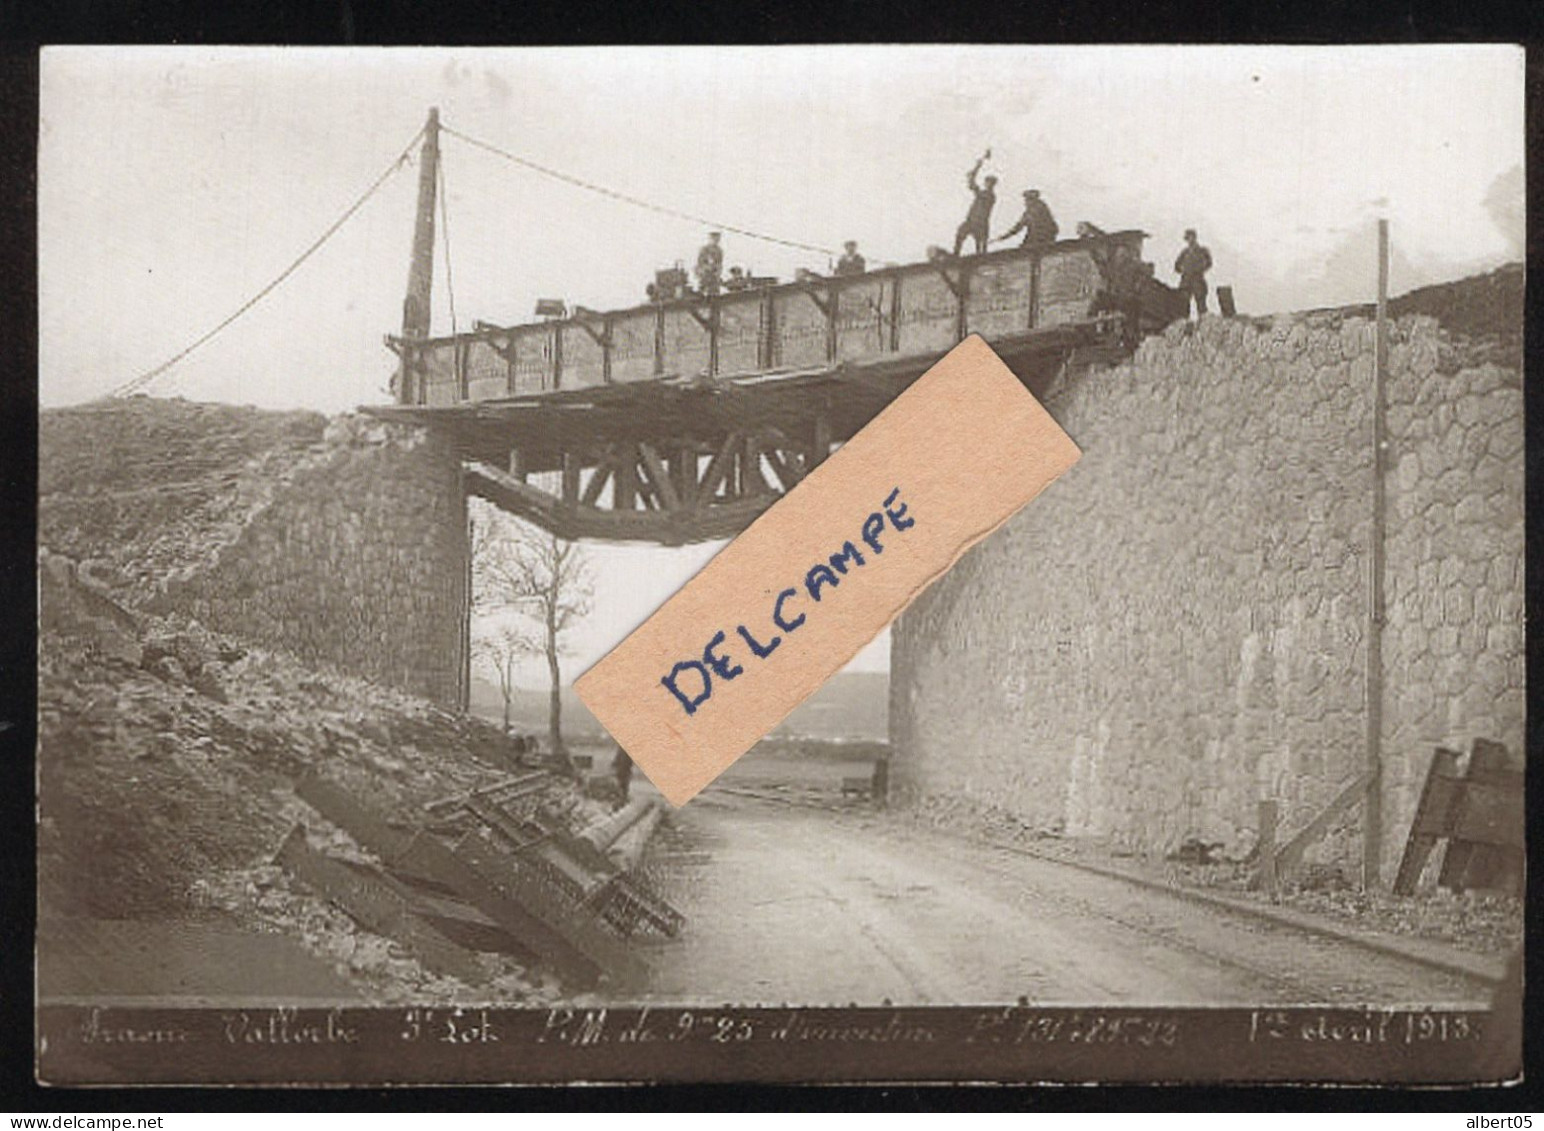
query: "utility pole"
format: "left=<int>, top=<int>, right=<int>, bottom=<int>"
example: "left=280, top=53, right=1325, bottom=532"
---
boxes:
left=1363, top=218, right=1389, bottom=890
left=398, top=107, right=441, bottom=404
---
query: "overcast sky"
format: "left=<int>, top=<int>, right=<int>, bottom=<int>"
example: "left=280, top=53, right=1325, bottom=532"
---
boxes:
left=39, top=45, right=1525, bottom=681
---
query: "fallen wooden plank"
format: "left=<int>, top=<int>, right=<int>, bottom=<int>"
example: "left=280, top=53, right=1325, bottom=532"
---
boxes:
left=425, top=770, right=549, bottom=815
left=297, top=772, right=417, bottom=856
left=297, top=770, right=649, bottom=988
left=390, top=880, right=534, bottom=957
left=392, top=831, right=610, bottom=985
left=1467, top=738, right=1523, bottom=785
left=449, top=831, right=649, bottom=987
left=1272, top=773, right=1370, bottom=880
left=1439, top=740, right=1525, bottom=893
left=464, top=796, right=546, bottom=850
left=1393, top=748, right=1463, bottom=896
left=486, top=777, right=553, bottom=807
left=1449, top=783, right=1525, bottom=849
left=462, top=796, right=618, bottom=900
left=272, top=825, right=486, bottom=985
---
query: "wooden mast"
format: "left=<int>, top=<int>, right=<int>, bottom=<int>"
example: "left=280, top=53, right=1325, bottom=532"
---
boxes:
left=398, top=107, right=441, bottom=404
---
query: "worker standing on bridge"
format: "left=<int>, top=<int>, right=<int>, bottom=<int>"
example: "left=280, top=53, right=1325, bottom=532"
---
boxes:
left=1174, top=228, right=1213, bottom=318
left=997, top=189, right=1059, bottom=249
left=834, top=240, right=867, bottom=276
left=952, top=151, right=997, bottom=257
left=696, top=232, right=724, bottom=297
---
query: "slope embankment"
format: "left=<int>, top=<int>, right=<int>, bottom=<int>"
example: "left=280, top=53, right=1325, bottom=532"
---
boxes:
left=38, top=399, right=562, bottom=1001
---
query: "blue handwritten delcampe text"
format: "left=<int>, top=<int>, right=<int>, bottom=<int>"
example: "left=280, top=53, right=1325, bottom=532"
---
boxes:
left=660, top=487, right=916, bottom=717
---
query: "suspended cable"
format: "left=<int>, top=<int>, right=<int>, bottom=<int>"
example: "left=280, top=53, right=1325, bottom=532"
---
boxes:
left=441, top=123, right=836, bottom=257
left=110, top=125, right=426, bottom=399
left=437, top=146, right=458, bottom=336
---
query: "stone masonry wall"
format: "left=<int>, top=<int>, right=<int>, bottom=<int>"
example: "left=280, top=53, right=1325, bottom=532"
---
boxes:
left=149, top=414, right=471, bottom=707
left=890, top=312, right=1524, bottom=879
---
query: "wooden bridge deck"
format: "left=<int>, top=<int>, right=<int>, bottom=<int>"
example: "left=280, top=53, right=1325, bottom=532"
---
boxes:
left=368, top=321, right=1117, bottom=543
left=370, top=231, right=1166, bottom=543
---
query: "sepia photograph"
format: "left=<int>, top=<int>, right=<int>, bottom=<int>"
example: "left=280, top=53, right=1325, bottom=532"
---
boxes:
left=34, top=44, right=1526, bottom=1086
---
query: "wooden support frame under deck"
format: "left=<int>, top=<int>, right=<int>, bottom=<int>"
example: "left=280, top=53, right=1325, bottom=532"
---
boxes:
left=636, top=442, right=680, bottom=511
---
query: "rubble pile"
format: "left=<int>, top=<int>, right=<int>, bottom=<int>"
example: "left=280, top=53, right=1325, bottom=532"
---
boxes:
left=39, top=552, right=583, bottom=1001
left=40, top=554, right=498, bottom=880
left=40, top=397, right=329, bottom=602
left=42, top=397, right=471, bottom=705
left=39, top=395, right=670, bottom=999
left=1386, top=263, right=1524, bottom=354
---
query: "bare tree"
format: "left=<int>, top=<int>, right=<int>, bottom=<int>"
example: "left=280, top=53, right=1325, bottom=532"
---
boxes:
left=472, top=507, right=594, bottom=775
left=472, top=621, right=537, bottom=735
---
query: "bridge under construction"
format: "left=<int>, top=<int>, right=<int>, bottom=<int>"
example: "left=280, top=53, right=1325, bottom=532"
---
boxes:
left=362, top=110, right=1183, bottom=545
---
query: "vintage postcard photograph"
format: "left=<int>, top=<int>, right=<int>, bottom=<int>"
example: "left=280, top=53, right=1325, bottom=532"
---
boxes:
left=35, top=44, right=1525, bottom=1086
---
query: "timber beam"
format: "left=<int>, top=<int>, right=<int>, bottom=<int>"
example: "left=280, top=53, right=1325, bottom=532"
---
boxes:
left=373, top=322, right=1100, bottom=543
left=466, top=459, right=777, bottom=544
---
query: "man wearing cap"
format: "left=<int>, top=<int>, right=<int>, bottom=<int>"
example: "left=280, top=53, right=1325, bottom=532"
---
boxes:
left=834, top=240, right=867, bottom=277
left=696, top=231, right=724, bottom=297
left=952, top=155, right=998, bottom=257
left=998, top=189, right=1060, bottom=249
left=1174, top=228, right=1213, bottom=317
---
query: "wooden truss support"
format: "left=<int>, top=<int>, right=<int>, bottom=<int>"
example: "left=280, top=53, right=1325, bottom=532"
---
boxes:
left=569, top=313, right=610, bottom=349
left=758, top=429, right=805, bottom=492
left=740, top=433, right=768, bottom=495
left=798, top=283, right=832, bottom=320
left=929, top=261, right=968, bottom=301
left=809, top=413, right=833, bottom=471
left=670, top=443, right=698, bottom=505
left=467, top=429, right=808, bottom=544
left=637, top=442, right=680, bottom=511
left=699, top=433, right=739, bottom=501
left=613, top=455, right=639, bottom=512
left=759, top=289, right=778, bottom=369
left=580, top=460, right=612, bottom=507
left=635, top=471, right=660, bottom=511
left=473, top=320, right=517, bottom=362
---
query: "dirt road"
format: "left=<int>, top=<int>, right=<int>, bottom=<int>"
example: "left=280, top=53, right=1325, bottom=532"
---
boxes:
left=625, top=790, right=1490, bottom=1008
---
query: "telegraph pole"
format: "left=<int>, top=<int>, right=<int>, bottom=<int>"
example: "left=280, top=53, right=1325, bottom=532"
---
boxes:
left=398, top=107, right=441, bottom=404
left=1363, top=218, right=1389, bottom=890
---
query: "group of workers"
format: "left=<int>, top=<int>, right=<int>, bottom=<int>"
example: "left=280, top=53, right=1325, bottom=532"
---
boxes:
left=672, top=153, right=1214, bottom=323
left=946, top=149, right=1214, bottom=317
left=655, top=232, right=778, bottom=300
left=679, top=230, right=865, bottom=298
left=950, top=150, right=1060, bottom=257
